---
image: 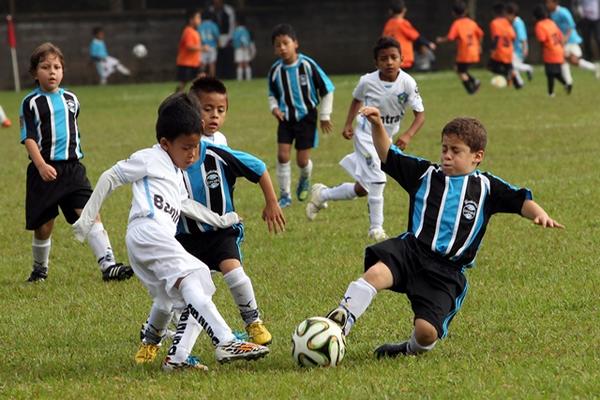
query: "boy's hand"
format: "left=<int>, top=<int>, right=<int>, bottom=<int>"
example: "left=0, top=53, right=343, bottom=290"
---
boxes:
left=533, top=214, right=564, bottom=229
left=342, top=124, right=354, bottom=140
left=320, top=120, right=333, bottom=134
left=37, top=163, right=57, bottom=181
left=262, top=202, right=286, bottom=233
left=359, top=106, right=382, bottom=125
left=394, top=132, right=412, bottom=150
left=272, top=108, right=285, bottom=122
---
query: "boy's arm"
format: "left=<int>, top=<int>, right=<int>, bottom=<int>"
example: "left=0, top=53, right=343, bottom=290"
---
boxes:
left=24, top=138, right=57, bottom=181
left=342, top=98, right=363, bottom=140
left=181, top=198, right=240, bottom=228
left=520, top=199, right=564, bottom=228
left=319, top=91, right=334, bottom=134
left=395, top=110, right=425, bottom=150
left=359, top=106, right=391, bottom=162
left=258, top=171, right=286, bottom=233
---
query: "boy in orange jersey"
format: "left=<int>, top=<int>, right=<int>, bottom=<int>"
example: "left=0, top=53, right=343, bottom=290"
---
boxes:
left=436, top=1, right=484, bottom=94
left=175, top=9, right=203, bottom=92
left=382, top=0, right=436, bottom=70
left=488, top=3, right=523, bottom=89
left=533, top=4, right=570, bottom=96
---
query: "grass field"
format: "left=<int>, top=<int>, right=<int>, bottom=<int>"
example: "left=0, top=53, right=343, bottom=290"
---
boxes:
left=0, top=69, right=599, bottom=399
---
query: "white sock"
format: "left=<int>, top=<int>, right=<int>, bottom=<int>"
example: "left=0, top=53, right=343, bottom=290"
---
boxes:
left=236, top=66, right=243, bottom=81
left=32, top=236, right=51, bottom=270
left=321, top=182, right=358, bottom=202
left=143, top=302, right=173, bottom=345
left=245, top=66, right=252, bottom=80
left=166, top=306, right=203, bottom=363
left=299, top=159, right=313, bottom=179
left=340, top=277, right=377, bottom=334
left=223, top=267, right=260, bottom=325
left=86, top=222, right=115, bottom=271
left=116, top=63, right=131, bottom=75
left=178, top=273, right=236, bottom=346
left=578, top=58, right=596, bottom=71
left=561, top=63, right=573, bottom=85
left=407, top=330, right=437, bottom=354
left=276, top=161, right=291, bottom=197
left=367, top=183, right=385, bottom=230
left=0, top=105, right=7, bottom=123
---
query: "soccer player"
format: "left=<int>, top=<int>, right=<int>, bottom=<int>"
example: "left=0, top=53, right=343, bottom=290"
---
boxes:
left=326, top=107, right=563, bottom=358
left=534, top=5, right=570, bottom=96
left=436, top=1, right=484, bottom=94
left=198, top=11, right=220, bottom=78
left=488, top=2, right=522, bottom=89
left=268, top=23, right=335, bottom=208
left=232, top=14, right=256, bottom=81
left=192, top=77, right=228, bottom=145
left=175, top=9, right=202, bottom=92
left=89, top=26, right=130, bottom=85
left=505, top=2, right=534, bottom=82
left=20, top=43, right=133, bottom=282
left=73, top=93, right=270, bottom=371
left=306, top=37, right=425, bottom=242
left=546, top=0, right=600, bottom=83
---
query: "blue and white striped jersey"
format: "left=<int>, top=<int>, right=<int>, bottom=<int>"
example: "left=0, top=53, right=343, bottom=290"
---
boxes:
left=267, top=53, right=334, bottom=122
left=383, top=145, right=532, bottom=268
left=179, top=141, right=266, bottom=233
left=20, top=87, right=84, bottom=162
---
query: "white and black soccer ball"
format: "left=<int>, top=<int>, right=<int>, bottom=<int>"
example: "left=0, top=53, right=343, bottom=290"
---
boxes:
left=132, top=43, right=148, bottom=58
left=490, top=74, right=507, bottom=88
left=292, top=316, right=346, bottom=367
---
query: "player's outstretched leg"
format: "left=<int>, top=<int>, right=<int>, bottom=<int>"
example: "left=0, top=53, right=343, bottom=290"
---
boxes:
left=86, top=222, right=134, bottom=281
left=162, top=306, right=208, bottom=372
left=375, top=320, right=437, bottom=359
left=305, top=183, right=329, bottom=220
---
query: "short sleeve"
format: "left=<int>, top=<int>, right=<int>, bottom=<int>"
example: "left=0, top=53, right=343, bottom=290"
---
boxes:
left=485, top=173, right=532, bottom=215
left=447, top=21, right=458, bottom=40
left=308, top=58, right=334, bottom=97
left=113, top=150, right=149, bottom=184
left=381, top=145, right=433, bottom=193
left=406, top=78, right=424, bottom=113
left=209, top=145, right=266, bottom=183
left=20, top=97, right=37, bottom=144
left=352, top=75, right=367, bottom=102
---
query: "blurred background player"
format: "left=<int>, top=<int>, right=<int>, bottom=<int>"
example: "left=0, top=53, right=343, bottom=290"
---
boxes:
left=306, top=37, right=424, bottom=242
left=488, top=2, right=523, bottom=89
left=546, top=0, right=600, bottom=83
left=413, top=38, right=437, bottom=72
left=89, top=26, right=130, bottom=85
left=268, top=23, right=335, bottom=208
left=506, top=2, right=534, bottom=82
left=198, top=11, right=220, bottom=78
left=232, top=14, right=256, bottom=81
left=436, top=1, right=484, bottom=94
left=21, top=42, right=133, bottom=282
left=534, top=4, right=570, bottom=96
left=175, top=9, right=202, bottom=92
left=575, top=0, right=600, bottom=62
left=0, top=105, right=12, bottom=127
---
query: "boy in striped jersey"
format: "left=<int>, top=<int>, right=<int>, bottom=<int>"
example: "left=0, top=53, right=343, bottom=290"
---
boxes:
left=268, top=23, right=335, bottom=208
left=20, top=42, right=133, bottom=282
left=327, top=107, right=563, bottom=358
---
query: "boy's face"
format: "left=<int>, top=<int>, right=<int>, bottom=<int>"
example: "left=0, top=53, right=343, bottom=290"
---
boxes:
left=375, top=47, right=402, bottom=81
left=191, top=13, right=201, bottom=28
left=273, top=34, right=299, bottom=64
left=545, top=0, right=558, bottom=11
left=35, top=54, right=63, bottom=93
left=198, top=91, right=227, bottom=135
left=160, top=133, right=200, bottom=169
left=440, top=134, right=484, bottom=176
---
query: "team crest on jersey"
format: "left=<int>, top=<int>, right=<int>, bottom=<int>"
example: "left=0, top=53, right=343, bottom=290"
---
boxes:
left=299, top=73, right=308, bottom=86
left=462, top=200, right=478, bottom=220
left=66, top=99, right=76, bottom=114
left=206, top=170, right=220, bottom=189
left=397, top=92, right=408, bottom=104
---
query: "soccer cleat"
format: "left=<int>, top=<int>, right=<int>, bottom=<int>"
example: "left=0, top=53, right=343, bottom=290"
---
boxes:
left=162, top=355, right=208, bottom=372
left=565, top=84, right=573, bottom=95
left=326, top=306, right=354, bottom=336
left=296, top=176, right=310, bottom=201
left=102, top=263, right=134, bottom=281
left=215, top=339, right=270, bottom=363
left=27, top=265, right=48, bottom=282
left=1, top=118, right=12, bottom=128
left=278, top=194, right=292, bottom=208
left=134, top=342, right=161, bottom=364
left=374, top=342, right=410, bottom=359
left=368, top=228, right=389, bottom=242
left=305, top=183, right=328, bottom=221
left=526, top=70, right=533, bottom=82
left=246, top=321, right=273, bottom=345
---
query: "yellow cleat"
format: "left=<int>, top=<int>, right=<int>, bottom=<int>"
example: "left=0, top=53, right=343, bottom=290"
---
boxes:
left=246, top=321, right=273, bottom=345
left=135, top=342, right=160, bottom=364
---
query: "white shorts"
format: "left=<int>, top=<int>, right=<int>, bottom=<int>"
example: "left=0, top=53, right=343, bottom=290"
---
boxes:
left=564, top=43, right=582, bottom=58
left=202, top=47, right=217, bottom=64
left=339, top=139, right=387, bottom=190
left=234, top=48, right=252, bottom=63
left=126, top=218, right=215, bottom=305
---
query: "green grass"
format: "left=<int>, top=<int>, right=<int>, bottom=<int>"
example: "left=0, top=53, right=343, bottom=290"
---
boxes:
left=0, top=69, right=599, bottom=399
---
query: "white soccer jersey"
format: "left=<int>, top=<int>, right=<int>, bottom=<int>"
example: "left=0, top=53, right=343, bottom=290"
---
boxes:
left=201, top=131, right=228, bottom=146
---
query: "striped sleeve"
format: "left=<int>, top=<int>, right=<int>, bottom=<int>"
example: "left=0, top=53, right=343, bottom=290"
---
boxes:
left=381, top=145, right=433, bottom=193
left=306, top=57, right=334, bottom=97
left=20, top=94, right=38, bottom=144
left=484, top=172, right=532, bottom=215
left=209, top=145, right=265, bottom=183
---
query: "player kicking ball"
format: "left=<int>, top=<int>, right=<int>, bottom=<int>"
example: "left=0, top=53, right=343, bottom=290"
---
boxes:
left=326, top=106, right=563, bottom=358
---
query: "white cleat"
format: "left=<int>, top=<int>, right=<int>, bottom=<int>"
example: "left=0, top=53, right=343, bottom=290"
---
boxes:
left=305, top=183, right=329, bottom=221
left=215, top=339, right=270, bottom=363
left=368, top=228, right=389, bottom=242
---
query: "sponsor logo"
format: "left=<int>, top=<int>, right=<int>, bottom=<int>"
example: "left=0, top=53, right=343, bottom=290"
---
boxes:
left=206, top=170, right=220, bottom=189
left=462, top=200, right=478, bottom=220
left=379, top=114, right=401, bottom=124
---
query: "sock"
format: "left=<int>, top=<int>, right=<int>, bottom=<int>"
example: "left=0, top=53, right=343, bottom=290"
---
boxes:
left=547, top=74, right=555, bottom=95
left=0, top=105, right=7, bottom=123
left=166, top=306, right=203, bottom=363
left=340, top=277, right=377, bottom=335
left=561, top=63, right=573, bottom=85
left=223, top=267, right=260, bottom=325
left=578, top=58, right=596, bottom=71
left=245, top=66, right=252, bottom=80
left=407, top=330, right=437, bottom=355
left=321, top=182, right=358, bottom=202
left=143, top=302, right=173, bottom=345
left=86, top=222, right=115, bottom=271
left=236, top=66, right=243, bottom=81
left=299, top=159, right=313, bottom=180
left=116, top=63, right=130, bottom=75
left=367, top=183, right=385, bottom=231
left=178, top=272, right=236, bottom=346
left=32, top=236, right=51, bottom=270
left=276, top=161, right=291, bottom=197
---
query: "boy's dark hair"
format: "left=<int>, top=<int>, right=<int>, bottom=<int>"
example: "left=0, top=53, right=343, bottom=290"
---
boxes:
left=533, top=4, right=548, bottom=20
left=505, top=2, right=519, bottom=15
left=492, top=2, right=505, bottom=15
left=156, top=93, right=202, bottom=142
left=374, top=36, right=402, bottom=59
left=203, top=11, right=214, bottom=21
left=189, top=77, right=228, bottom=107
left=441, top=117, right=487, bottom=152
left=389, top=0, right=406, bottom=14
left=237, top=13, right=246, bottom=26
left=29, top=42, right=65, bottom=77
left=92, top=26, right=103, bottom=36
left=271, top=23, right=297, bottom=44
left=452, top=1, right=467, bottom=16
left=186, top=8, right=200, bottom=22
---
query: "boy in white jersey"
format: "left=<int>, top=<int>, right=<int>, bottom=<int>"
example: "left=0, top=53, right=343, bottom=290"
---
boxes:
left=73, top=93, right=269, bottom=371
left=306, top=37, right=425, bottom=241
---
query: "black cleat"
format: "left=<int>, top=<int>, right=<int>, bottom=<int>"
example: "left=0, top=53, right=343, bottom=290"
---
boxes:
left=374, top=342, right=410, bottom=359
left=526, top=71, right=533, bottom=81
left=565, top=84, right=572, bottom=95
left=102, top=263, right=134, bottom=281
left=27, top=265, right=48, bottom=282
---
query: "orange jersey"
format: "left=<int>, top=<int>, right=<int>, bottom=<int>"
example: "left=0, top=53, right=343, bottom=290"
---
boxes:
left=535, top=19, right=564, bottom=64
left=382, top=17, right=420, bottom=68
left=489, top=17, right=515, bottom=63
left=446, top=17, right=483, bottom=63
left=176, top=26, right=201, bottom=67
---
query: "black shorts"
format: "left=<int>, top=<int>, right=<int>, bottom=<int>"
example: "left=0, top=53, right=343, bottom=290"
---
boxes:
left=277, top=109, right=318, bottom=150
left=176, top=224, right=244, bottom=271
left=488, top=59, right=513, bottom=78
left=176, top=65, right=200, bottom=83
left=364, top=233, right=468, bottom=339
left=25, top=160, right=93, bottom=230
left=455, top=62, right=475, bottom=74
left=544, top=63, right=562, bottom=76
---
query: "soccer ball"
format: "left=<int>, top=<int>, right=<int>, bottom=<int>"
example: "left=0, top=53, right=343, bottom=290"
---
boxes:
left=490, top=74, right=507, bottom=88
left=291, top=317, right=346, bottom=367
left=132, top=43, right=148, bottom=58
